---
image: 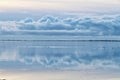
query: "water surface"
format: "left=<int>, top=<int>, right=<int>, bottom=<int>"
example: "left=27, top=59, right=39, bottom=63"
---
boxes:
left=0, top=40, right=120, bottom=71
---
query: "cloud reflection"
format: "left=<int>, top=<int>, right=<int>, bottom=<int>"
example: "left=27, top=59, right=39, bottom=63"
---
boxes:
left=0, top=41, right=120, bottom=71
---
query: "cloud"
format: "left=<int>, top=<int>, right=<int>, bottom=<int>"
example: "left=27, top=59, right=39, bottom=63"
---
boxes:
left=0, top=15, right=120, bottom=35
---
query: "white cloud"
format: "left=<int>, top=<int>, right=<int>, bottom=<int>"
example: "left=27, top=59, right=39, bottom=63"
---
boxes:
left=0, top=15, right=120, bottom=35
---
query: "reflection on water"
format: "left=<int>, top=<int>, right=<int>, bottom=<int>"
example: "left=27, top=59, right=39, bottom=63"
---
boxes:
left=0, top=41, right=120, bottom=71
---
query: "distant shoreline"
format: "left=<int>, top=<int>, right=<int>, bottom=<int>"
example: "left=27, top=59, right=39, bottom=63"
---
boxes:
left=0, top=39, right=120, bottom=42
left=0, top=35, right=120, bottom=41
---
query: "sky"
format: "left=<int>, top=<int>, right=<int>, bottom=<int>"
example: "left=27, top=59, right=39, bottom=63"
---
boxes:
left=0, top=0, right=120, bottom=35
left=0, top=0, right=120, bottom=12
left=0, top=0, right=120, bottom=11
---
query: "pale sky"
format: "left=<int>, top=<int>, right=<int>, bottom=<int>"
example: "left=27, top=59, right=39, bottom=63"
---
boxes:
left=2, top=71, right=120, bottom=80
left=0, top=0, right=120, bottom=12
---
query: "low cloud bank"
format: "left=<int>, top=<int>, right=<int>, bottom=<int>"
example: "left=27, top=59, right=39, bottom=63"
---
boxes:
left=0, top=15, right=120, bottom=35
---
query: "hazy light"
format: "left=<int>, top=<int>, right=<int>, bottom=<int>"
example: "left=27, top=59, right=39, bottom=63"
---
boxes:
left=0, top=0, right=120, bottom=12
left=2, top=71, right=120, bottom=80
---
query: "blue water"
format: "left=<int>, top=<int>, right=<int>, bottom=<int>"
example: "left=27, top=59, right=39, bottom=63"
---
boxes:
left=0, top=40, right=120, bottom=71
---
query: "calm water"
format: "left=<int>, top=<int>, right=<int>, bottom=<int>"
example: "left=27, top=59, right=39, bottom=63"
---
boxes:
left=0, top=40, right=120, bottom=71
